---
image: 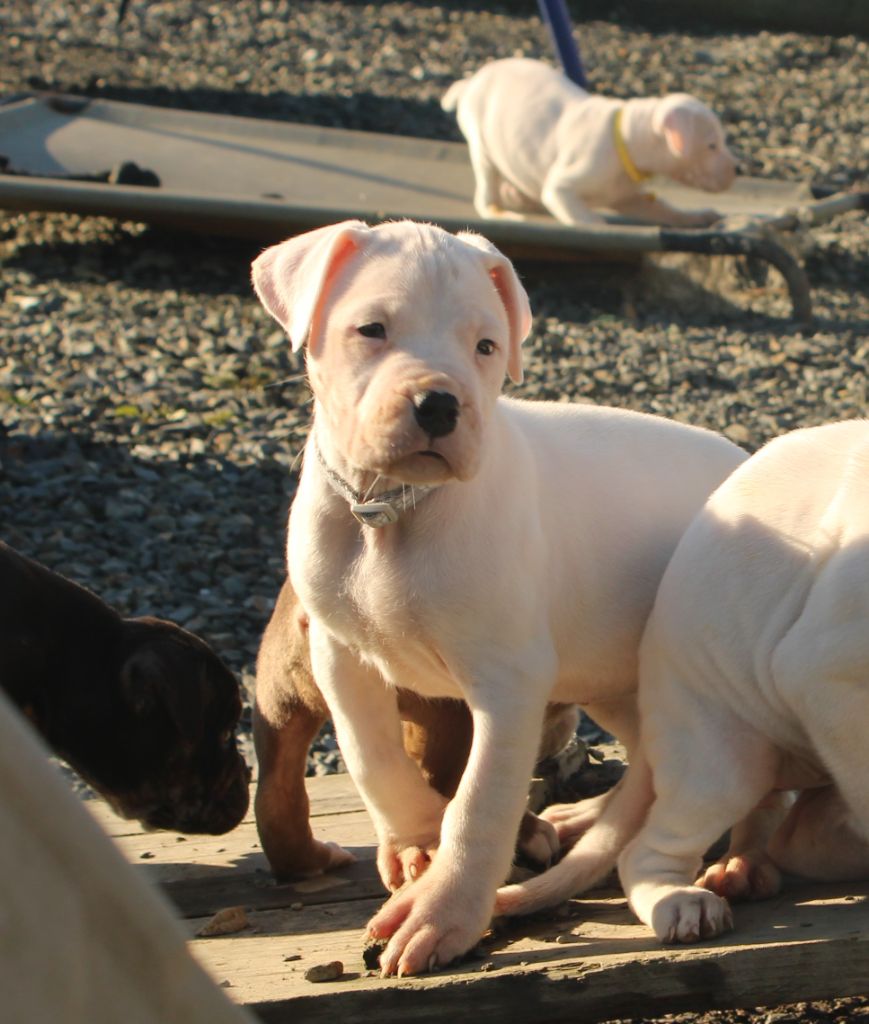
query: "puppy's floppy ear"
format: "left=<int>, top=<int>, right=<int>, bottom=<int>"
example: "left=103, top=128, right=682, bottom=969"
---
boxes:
left=653, top=95, right=703, bottom=159
left=121, top=643, right=209, bottom=738
left=251, top=220, right=371, bottom=352
left=457, top=231, right=532, bottom=384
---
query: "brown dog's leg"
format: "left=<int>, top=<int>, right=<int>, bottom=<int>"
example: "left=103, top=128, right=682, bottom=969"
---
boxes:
left=399, top=693, right=572, bottom=872
left=253, top=580, right=354, bottom=879
left=398, top=691, right=472, bottom=799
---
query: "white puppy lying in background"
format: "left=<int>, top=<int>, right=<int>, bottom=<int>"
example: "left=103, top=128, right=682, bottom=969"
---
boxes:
left=620, top=419, right=869, bottom=944
left=443, top=57, right=737, bottom=228
left=251, top=218, right=745, bottom=976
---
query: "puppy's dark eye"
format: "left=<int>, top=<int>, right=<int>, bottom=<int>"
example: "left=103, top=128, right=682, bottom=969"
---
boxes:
left=708, top=142, right=718, bottom=150
left=476, top=338, right=496, bottom=356
left=358, top=322, right=386, bottom=339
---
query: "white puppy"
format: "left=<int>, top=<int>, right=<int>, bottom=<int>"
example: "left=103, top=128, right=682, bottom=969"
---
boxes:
left=251, top=219, right=745, bottom=976
left=620, top=420, right=869, bottom=944
left=442, top=58, right=737, bottom=228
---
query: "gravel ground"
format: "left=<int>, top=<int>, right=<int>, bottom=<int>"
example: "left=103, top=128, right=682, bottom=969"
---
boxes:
left=1, top=3, right=868, bottom=1019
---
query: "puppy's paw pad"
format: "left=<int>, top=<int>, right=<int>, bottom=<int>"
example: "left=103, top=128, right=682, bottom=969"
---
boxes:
left=651, top=887, right=732, bottom=944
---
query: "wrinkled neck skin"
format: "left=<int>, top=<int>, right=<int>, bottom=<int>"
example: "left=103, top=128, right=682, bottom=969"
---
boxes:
left=620, top=97, right=680, bottom=179
left=311, top=401, right=415, bottom=502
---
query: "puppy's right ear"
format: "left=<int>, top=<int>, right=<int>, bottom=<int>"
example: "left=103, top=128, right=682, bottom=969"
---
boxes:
left=251, top=220, right=370, bottom=352
left=653, top=96, right=703, bottom=160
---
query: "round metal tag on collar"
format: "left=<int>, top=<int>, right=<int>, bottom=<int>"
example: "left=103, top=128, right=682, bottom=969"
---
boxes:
left=350, top=501, right=400, bottom=528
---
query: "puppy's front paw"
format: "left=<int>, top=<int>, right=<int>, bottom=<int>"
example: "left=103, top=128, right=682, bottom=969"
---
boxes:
left=367, top=869, right=492, bottom=977
left=651, top=886, right=733, bottom=944
left=377, top=838, right=439, bottom=892
left=698, top=852, right=782, bottom=902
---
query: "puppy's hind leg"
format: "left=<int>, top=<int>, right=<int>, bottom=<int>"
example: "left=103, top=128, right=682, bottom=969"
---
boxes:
left=620, top=686, right=777, bottom=943
left=777, top=676, right=869, bottom=882
left=766, top=785, right=869, bottom=883
left=463, top=135, right=524, bottom=220
left=771, top=566, right=869, bottom=882
left=537, top=694, right=640, bottom=850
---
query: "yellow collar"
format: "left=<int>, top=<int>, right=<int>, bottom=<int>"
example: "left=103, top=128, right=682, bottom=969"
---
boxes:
left=613, top=108, right=652, bottom=184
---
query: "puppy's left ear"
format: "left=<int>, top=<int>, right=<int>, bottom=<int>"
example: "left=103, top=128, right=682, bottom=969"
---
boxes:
left=458, top=231, right=532, bottom=384
left=251, top=220, right=371, bottom=353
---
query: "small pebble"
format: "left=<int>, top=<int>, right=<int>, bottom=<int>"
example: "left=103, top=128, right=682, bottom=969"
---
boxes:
left=304, top=961, right=344, bottom=983
left=196, top=906, right=250, bottom=937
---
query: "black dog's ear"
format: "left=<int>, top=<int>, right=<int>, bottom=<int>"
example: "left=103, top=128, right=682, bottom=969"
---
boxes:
left=120, top=643, right=204, bottom=738
left=120, top=647, right=163, bottom=716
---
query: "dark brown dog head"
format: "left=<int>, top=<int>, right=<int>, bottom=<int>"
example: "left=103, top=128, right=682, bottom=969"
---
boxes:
left=1, top=541, right=251, bottom=834
left=90, top=617, right=251, bottom=834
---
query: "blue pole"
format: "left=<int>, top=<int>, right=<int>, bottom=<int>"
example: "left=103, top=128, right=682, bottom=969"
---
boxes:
left=537, top=0, right=589, bottom=89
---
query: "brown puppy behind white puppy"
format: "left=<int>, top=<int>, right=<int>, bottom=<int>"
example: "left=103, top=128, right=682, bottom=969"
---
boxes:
left=620, top=420, right=869, bottom=944
left=251, top=218, right=745, bottom=976
left=443, top=58, right=737, bottom=228
left=253, top=575, right=576, bottom=882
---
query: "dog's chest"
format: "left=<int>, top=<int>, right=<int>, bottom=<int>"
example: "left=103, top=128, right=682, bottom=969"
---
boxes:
left=303, top=535, right=464, bottom=699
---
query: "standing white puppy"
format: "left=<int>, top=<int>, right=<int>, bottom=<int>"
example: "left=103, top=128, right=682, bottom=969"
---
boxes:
left=251, top=218, right=745, bottom=976
left=443, top=58, right=737, bottom=227
left=620, top=420, right=869, bottom=944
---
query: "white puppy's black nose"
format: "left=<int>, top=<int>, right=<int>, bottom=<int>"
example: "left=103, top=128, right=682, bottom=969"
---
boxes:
left=413, top=390, right=459, bottom=438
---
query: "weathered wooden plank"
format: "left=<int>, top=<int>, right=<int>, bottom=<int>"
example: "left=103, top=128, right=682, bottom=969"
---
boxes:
left=85, top=775, right=383, bottom=916
left=163, top=852, right=386, bottom=919
left=115, top=813, right=373, bottom=873
left=186, top=882, right=869, bottom=1023
left=104, top=771, right=869, bottom=1023
left=109, top=814, right=383, bottom=917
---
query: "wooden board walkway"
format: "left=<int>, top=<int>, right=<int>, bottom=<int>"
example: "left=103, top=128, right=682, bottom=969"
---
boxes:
left=87, top=775, right=869, bottom=1023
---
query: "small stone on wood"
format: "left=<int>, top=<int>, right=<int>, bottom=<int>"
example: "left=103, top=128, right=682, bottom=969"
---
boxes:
left=304, top=961, right=344, bottom=983
left=196, top=905, right=250, bottom=937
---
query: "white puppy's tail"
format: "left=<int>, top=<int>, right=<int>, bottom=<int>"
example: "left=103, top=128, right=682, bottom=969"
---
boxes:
left=496, top=758, right=653, bottom=917
left=441, top=78, right=468, bottom=113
